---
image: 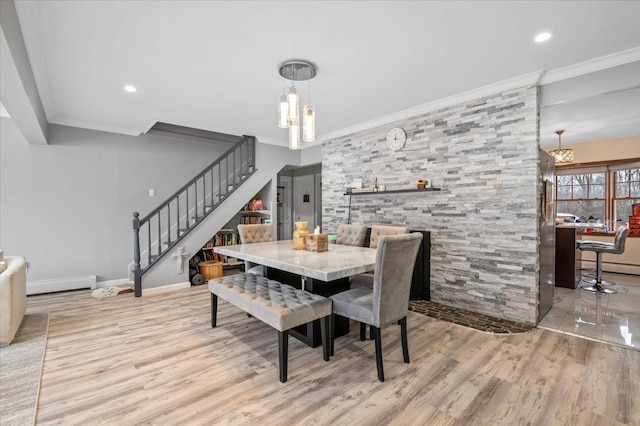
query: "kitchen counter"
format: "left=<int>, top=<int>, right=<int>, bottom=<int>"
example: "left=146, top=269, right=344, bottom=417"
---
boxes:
left=555, top=226, right=582, bottom=288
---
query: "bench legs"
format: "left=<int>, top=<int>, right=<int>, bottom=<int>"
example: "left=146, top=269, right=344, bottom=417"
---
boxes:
left=211, top=290, right=331, bottom=383
left=211, top=293, right=218, bottom=328
left=278, top=331, right=289, bottom=383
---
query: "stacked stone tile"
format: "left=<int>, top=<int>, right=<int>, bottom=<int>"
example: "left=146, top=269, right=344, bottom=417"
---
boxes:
left=322, top=86, right=540, bottom=324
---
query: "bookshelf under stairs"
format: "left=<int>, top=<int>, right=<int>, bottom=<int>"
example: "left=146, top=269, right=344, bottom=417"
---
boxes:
left=189, top=192, right=273, bottom=285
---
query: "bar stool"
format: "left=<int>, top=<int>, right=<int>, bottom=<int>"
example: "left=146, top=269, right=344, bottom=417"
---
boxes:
left=578, top=226, right=629, bottom=294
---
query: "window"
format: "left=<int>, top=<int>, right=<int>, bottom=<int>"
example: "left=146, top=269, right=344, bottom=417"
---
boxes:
left=613, top=167, right=640, bottom=221
left=556, top=172, right=606, bottom=220
left=555, top=161, right=640, bottom=226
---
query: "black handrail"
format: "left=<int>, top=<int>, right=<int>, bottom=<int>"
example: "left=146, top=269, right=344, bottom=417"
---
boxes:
left=139, top=135, right=247, bottom=223
left=132, top=135, right=256, bottom=297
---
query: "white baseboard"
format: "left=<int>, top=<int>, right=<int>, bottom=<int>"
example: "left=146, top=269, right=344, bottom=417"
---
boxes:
left=96, top=278, right=132, bottom=288
left=28, top=275, right=191, bottom=296
left=142, top=282, right=191, bottom=295
left=28, top=275, right=97, bottom=295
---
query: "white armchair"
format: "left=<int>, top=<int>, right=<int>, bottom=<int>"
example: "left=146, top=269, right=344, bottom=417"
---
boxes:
left=0, top=252, right=27, bottom=346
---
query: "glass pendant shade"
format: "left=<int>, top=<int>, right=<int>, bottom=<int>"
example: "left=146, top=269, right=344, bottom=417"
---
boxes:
left=278, top=95, right=288, bottom=128
left=289, top=121, right=300, bottom=150
left=303, top=104, right=315, bottom=142
left=550, top=149, right=574, bottom=164
left=287, top=87, right=299, bottom=124
left=550, top=129, right=574, bottom=164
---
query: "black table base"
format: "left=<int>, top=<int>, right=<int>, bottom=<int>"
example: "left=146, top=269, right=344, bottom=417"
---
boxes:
left=266, top=268, right=350, bottom=348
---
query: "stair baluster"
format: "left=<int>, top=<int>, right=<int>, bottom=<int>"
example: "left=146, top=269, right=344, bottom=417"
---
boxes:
left=132, top=136, right=256, bottom=297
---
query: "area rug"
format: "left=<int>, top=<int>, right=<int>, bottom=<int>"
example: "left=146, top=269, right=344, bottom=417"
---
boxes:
left=409, top=300, right=534, bottom=334
left=0, top=310, right=49, bottom=426
left=91, top=285, right=134, bottom=299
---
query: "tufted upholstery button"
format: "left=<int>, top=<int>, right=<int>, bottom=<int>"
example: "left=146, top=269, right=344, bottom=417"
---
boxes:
left=336, top=224, right=367, bottom=247
left=212, top=273, right=330, bottom=319
left=368, top=225, right=410, bottom=249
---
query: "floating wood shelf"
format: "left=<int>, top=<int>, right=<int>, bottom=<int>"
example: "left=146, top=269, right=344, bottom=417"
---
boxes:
left=343, top=188, right=441, bottom=196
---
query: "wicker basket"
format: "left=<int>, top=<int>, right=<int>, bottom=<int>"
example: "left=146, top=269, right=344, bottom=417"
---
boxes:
left=199, top=261, right=223, bottom=280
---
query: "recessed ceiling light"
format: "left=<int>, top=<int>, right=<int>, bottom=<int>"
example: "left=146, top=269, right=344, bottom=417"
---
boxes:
left=534, top=32, right=552, bottom=43
left=124, top=85, right=137, bottom=93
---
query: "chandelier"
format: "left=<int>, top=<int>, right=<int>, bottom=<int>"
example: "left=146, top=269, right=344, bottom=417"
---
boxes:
left=278, top=60, right=317, bottom=150
left=549, top=130, right=574, bottom=164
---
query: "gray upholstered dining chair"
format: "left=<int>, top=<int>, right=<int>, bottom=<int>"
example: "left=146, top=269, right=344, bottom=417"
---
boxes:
left=330, top=233, right=423, bottom=382
left=368, top=225, right=410, bottom=249
left=578, top=226, right=629, bottom=294
left=350, top=225, right=410, bottom=289
left=237, top=224, right=273, bottom=276
left=335, top=224, right=368, bottom=247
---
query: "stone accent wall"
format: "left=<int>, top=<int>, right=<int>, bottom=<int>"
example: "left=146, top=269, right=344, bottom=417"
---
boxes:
left=322, top=86, right=540, bottom=324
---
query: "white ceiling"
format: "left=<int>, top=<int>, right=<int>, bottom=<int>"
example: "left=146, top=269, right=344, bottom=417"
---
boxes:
left=10, top=1, right=640, bottom=148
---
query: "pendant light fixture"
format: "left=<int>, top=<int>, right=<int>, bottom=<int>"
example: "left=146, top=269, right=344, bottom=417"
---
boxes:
left=549, top=130, right=574, bottom=164
left=303, top=104, right=315, bottom=142
left=303, top=76, right=315, bottom=142
left=289, top=121, right=300, bottom=150
left=278, top=59, right=317, bottom=149
left=278, top=80, right=288, bottom=128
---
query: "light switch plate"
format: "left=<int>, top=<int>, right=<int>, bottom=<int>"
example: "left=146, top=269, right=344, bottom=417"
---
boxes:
left=149, top=189, right=155, bottom=197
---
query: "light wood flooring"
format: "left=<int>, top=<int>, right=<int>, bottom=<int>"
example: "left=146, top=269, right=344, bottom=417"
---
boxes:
left=28, top=285, right=640, bottom=425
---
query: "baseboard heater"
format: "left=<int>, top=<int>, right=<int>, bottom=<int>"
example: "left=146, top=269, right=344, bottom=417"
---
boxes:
left=27, top=275, right=97, bottom=295
left=581, top=260, right=640, bottom=276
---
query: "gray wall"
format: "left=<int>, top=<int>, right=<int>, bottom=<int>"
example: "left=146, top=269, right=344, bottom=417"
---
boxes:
left=0, top=120, right=229, bottom=282
left=322, top=86, right=540, bottom=324
left=300, top=144, right=322, bottom=166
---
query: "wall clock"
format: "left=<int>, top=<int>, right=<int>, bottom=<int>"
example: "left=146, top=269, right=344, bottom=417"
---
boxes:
left=386, top=127, right=406, bottom=151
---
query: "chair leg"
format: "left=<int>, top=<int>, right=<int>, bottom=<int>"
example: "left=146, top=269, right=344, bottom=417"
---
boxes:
left=370, top=325, right=374, bottom=340
left=400, top=316, right=410, bottom=364
left=373, top=326, right=384, bottom=382
left=321, top=316, right=330, bottom=361
left=210, top=293, right=218, bottom=328
left=278, top=330, right=289, bottom=383
left=360, top=322, right=366, bottom=341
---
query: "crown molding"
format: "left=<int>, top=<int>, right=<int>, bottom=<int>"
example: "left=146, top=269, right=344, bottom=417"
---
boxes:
left=0, top=102, right=10, bottom=118
left=312, top=70, right=543, bottom=145
left=49, top=117, right=142, bottom=136
left=540, top=46, right=640, bottom=85
left=256, top=135, right=288, bottom=148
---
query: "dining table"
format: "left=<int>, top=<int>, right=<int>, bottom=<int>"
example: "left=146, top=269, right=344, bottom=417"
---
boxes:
left=214, top=240, right=377, bottom=347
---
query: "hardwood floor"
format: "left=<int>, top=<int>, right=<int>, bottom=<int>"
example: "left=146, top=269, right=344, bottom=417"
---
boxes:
left=28, top=285, right=639, bottom=425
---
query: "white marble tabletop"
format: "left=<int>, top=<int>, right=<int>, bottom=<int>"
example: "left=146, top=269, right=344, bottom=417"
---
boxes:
left=214, top=240, right=377, bottom=282
left=556, top=223, right=606, bottom=228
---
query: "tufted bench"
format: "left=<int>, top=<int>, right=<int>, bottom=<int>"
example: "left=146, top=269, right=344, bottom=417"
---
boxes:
left=209, top=273, right=331, bottom=382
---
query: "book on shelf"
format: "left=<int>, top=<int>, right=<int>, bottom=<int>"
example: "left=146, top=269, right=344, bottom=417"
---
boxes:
left=211, top=231, right=238, bottom=247
left=241, top=216, right=265, bottom=224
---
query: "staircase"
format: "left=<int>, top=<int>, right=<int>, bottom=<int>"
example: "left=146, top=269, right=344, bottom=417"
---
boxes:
left=132, top=136, right=256, bottom=297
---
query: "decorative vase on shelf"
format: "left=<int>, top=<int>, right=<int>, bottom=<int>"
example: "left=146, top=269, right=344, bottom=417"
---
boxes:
left=293, top=221, right=310, bottom=250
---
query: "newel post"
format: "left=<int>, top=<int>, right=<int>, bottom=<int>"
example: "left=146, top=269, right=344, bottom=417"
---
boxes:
left=133, top=212, right=142, bottom=297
